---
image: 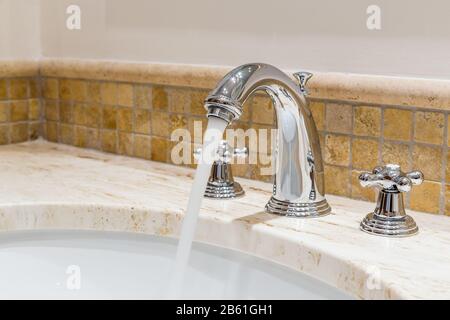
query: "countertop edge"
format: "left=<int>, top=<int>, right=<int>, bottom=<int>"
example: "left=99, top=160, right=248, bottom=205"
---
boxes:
left=0, top=201, right=397, bottom=300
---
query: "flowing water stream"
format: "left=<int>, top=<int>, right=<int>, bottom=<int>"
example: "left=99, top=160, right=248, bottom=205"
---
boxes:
left=167, top=117, right=228, bottom=297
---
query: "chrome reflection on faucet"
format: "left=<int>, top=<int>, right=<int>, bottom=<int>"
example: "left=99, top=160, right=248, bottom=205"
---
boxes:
left=204, top=63, right=331, bottom=217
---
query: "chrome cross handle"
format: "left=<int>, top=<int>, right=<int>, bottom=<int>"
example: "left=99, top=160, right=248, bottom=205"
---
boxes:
left=194, top=140, right=247, bottom=164
left=358, top=164, right=424, bottom=237
left=359, top=164, right=424, bottom=193
left=194, top=141, right=247, bottom=199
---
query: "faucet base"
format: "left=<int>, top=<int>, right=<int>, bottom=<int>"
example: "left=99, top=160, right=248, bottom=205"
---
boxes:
left=204, top=180, right=244, bottom=199
left=360, top=212, right=418, bottom=237
left=265, top=197, right=331, bottom=218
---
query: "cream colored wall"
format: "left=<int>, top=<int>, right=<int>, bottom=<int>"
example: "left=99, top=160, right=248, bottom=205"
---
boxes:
left=0, top=0, right=40, bottom=59
left=4, top=0, right=450, bottom=79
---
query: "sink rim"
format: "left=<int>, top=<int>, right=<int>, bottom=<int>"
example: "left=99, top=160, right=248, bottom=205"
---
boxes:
left=0, top=201, right=401, bottom=300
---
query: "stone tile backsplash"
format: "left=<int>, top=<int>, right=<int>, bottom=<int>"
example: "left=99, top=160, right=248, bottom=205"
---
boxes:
left=1, top=64, right=449, bottom=215
left=0, top=77, right=41, bottom=144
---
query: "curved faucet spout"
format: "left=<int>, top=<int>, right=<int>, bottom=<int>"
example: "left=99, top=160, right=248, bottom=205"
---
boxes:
left=204, top=63, right=331, bottom=217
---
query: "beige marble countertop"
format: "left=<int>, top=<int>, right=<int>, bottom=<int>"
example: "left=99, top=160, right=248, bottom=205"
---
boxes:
left=0, top=140, right=449, bottom=300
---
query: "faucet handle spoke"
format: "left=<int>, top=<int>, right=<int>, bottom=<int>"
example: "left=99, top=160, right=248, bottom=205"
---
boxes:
left=293, top=71, right=313, bottom=95
left=358, top=164, right=423, bottom=193
left=193, top=140, right=248, bottom=163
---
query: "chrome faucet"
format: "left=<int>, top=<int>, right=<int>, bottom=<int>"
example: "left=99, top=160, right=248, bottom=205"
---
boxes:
left=204, top=63, right=331, bottom=217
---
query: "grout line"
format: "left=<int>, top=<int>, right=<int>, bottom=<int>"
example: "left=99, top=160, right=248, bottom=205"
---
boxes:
left=440, top=114, right=448, bottom=214
left=348, top=105, right=354, bottom=197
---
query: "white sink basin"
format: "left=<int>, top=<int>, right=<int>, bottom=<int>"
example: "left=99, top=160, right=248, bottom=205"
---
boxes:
left=0, top=230, right=351, bottom=299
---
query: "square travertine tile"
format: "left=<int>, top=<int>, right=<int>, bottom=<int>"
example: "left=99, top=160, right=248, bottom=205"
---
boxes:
left=87, top=82, right=102, bottom=104
left=29, top=78, right=39, bottom=99
left=0, top=80, right=7, bottom=99
left=117, top=107, right=133, bottom=132
left=310, top=101, right=325, bottom=131
left=74, top=126, right=87, bottom=148
left=251, top=96, right=274, bottom=125
left=410, top=180, right=441, bottom=214
left=169, top=114, right=187, bottom=132
left=134, top=85, right=151, bottom=109
left=414, top=111, right=444, bottom=145
left=9, top=79, right=28, bottom=100
left=324, top=165, right=350, bottom=197
left=10, top=101, right=28, bottom=122
left=351, top=170, right=376, bottom=202
left=70, top=80, right=87, bottom=102
left=0, top=101, right=10, bottom=122
left=383, top=108, right=412, bottom=141
left=43, top=78, right=58, bottom=100
left=233, top=163, right=250, bottom=179
left=325, top=103, right=352, bottom=134
left=101, top=130, right=117, bottom=153
left=45, top=100, right=59, bottom=121
left=0, top=124, right=9, bottom=144
left=319, top=133, right=325, bottom=158
left=11, top=123, right=28, bottom=143
left=59, top=101, right=73, bottom=124
left=117, top=83, right=134, bottom=107
left=412, top=144, right=443, bottom=182
left=85, top=128, right=100, bottom=149
left=190, top=89, right=209, bottom=116
left=382, top=142, right=411, bottom=170
left=152, top=86, right=168, bottom=111
left=353, top=106, right=381, bottom=137
left=324, top=134, right=350, bottom=166
left=102, top=105, right=117, bottom=130
left=352, top=138, right=379, bottom=170
left=151, top=111, right=170, bottom=137
left=28, top=99, right=40, bottom=121
left=84, top=103, right=101, bottom=128
left=118, top=132, right=133, bottom=156
left=134, top=109, right=151, bottom=134
left=151, top=137, right=169, bottom=162
left=46, top=121, right=58, bottom=142
left=59, top=123, right=74, bottom=145
left=134, top=134, right=151, bottom=160
left=73, top=103, right=86, bottom=126
left=168, top=87, right=190, bottom=113
left=28, top=122, right=39, bottom=140
left=101, top=82, right=117, bottom=106
left=58, top=79, right=71, bottom=101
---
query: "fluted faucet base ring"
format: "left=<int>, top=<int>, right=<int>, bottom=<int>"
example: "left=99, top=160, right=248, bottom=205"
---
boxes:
left=265, top=197, right=331, bottom=218
left=360, top=213, right=418, bottom=237
left=204, top=181, right=244, bottom=199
